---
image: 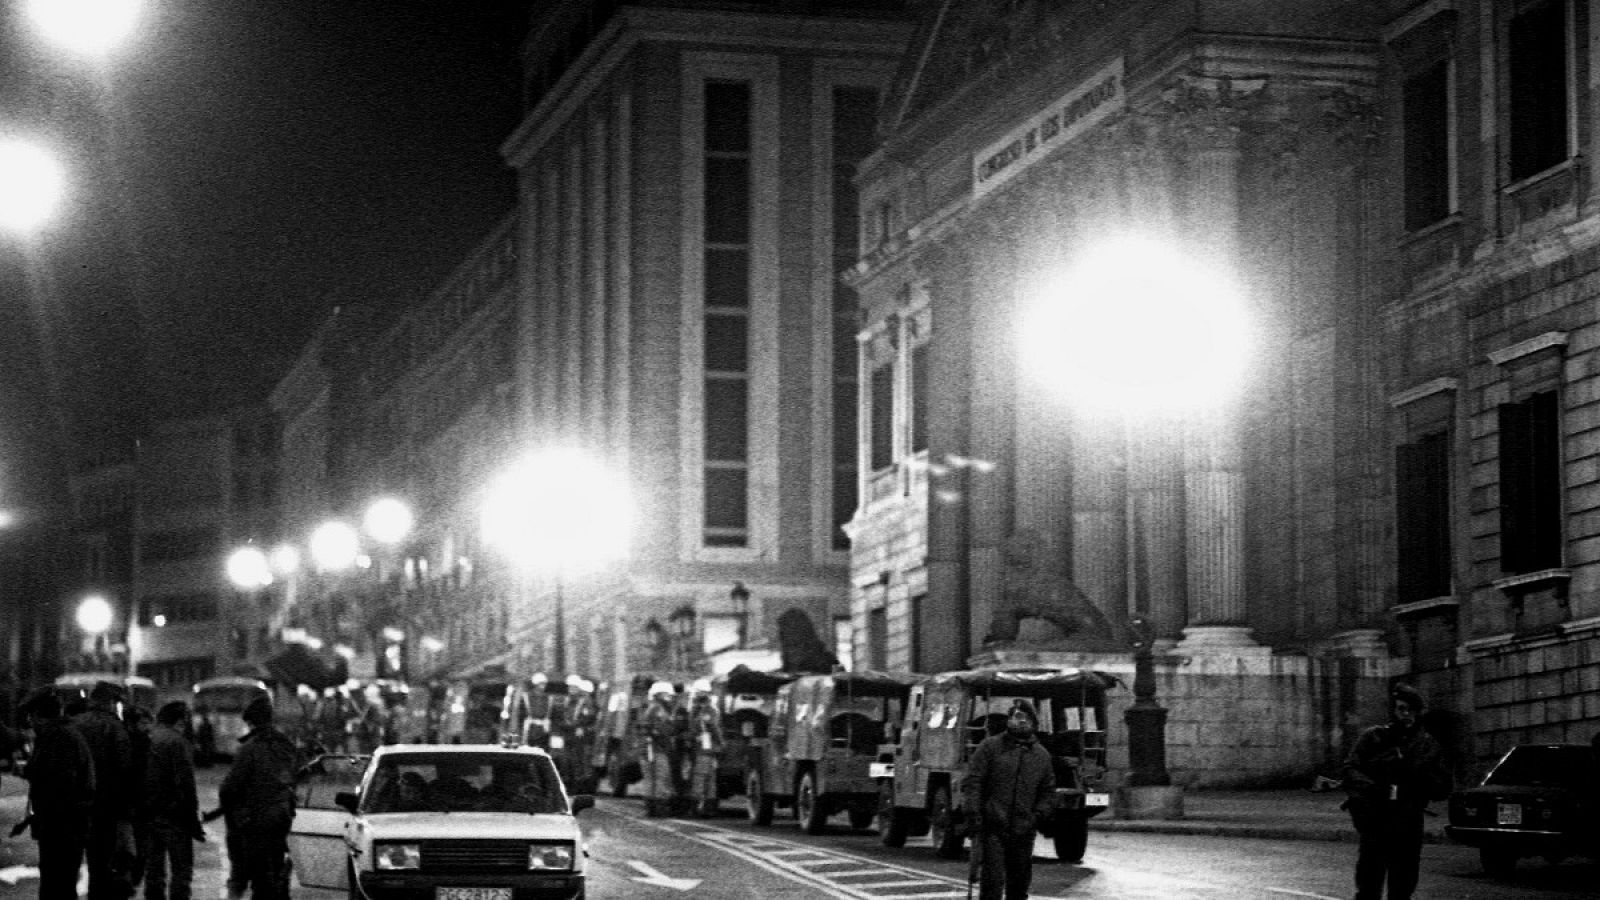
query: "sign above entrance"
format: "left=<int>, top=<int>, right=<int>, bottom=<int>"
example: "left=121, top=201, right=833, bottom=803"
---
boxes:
left=972, top=57, right=1125, bottom=200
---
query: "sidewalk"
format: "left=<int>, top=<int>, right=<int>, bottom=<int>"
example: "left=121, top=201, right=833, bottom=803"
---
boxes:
left=1090, top=788, right=1450, bottom=844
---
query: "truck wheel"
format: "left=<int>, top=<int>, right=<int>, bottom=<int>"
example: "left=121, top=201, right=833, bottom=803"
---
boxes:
left=747, top=771, right=774, bottom=826
left=878, top=806, right=909, bottom=848
left=1052, top=813, right=1088, bottom=864
left=797, top=772, right=827, bottom=835
left=929, top=786, right=963, bottom=859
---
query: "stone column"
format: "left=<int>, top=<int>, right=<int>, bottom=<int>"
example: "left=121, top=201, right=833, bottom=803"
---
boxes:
left=966, top=225, right=1017, bottom=651
left=1069, top=410, right=1126, bottom=625
left=1170, top=82, right=1257, bottom=651
left=1121, top=127, right=1187, bottom=645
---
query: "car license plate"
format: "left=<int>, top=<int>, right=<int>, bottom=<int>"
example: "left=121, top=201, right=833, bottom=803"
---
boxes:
left=1496, top=803, right=1522, bottom=826
left=1085, top=792, right=1110, bottom=807
left=437, top=889, right=511, bottom=900
left=869, top=762, right=894, bottom=779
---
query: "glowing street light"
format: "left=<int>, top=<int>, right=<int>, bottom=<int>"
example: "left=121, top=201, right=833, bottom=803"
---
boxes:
left=76, top=593, right=113, bottom=636
left=226, top=545, right=273, bottom=589
left=309, top=520, right=360, bottom=572
left=27, top=0, right=142, bottom=57
left=269, top=544, right=301, bottom=577
left=0, top=139, right=65, bottom=235
left=1018, top=234, right=1252, bottom=415
left=363, top=497, right=414, bottom=546
left=482, top=447, right=633, bottom=672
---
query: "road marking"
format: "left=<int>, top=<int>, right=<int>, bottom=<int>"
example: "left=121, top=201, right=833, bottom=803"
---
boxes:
left=1263, top=889, right=1340, bottom=900
left=0, top=865, right=36, bottom=885
left=626, top=859, right=701, bottom=891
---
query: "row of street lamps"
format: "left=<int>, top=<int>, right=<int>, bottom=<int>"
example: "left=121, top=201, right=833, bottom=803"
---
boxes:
left=223, top=447, right=633, bottom=681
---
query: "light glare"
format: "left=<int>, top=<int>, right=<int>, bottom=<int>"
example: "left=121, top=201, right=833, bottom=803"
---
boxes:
left=363, top=497, right=413, bottom=545
left=1019, top=235, right=1253, bottom=416
left=481, top=448, right=632, bottom=576
left=76, top=594, right=113, bottom=634
left=226, top=546, right=273, bottom=589
left=0, top=140, right=64, bottom=234
left=309, top=520, right=360, bottom=572
left=28, top=0, right=141, bottom=55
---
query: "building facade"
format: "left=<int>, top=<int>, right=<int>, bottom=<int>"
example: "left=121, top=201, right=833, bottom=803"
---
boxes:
left=849, top=0, right=1600, bottom=787
left=498, top=0, right=913, bottom=680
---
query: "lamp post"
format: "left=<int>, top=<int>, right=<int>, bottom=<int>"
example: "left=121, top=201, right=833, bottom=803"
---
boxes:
left=482, top=448, right=632, bottom=676
left=729, top=582, right=750, bottom=649
left=76, top=593, right=113, bottom=669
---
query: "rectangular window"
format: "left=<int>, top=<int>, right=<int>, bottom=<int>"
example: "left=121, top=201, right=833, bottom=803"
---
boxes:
left=911, top=342, right=929, bottom=454
left=1508, top=0, right=1570, bottom=181
left=831, top=87, right=879, bottom=550
left=870, top=363, right=894, bottom=471
left=1498, top=390, right=1563, bottom=573
left=909, top=593, right=924, bottom=673
left=703, top=80, right=753, bottom=547
left=1395, top=430, right=1452, bottom=603
left=1403, top=58, right=1452, bottom=230
left=867, top=605, right=888, bottom=670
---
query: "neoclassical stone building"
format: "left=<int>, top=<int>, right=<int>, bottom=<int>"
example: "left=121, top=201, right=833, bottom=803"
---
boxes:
left=845, top=0, right=1600, bottom=787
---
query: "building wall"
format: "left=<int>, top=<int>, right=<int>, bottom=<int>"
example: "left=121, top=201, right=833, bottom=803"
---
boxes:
left=501, top=2, right=911, bottom=681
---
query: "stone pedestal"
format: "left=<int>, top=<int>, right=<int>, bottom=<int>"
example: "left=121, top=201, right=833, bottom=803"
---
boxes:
left=1113, top=784, right=1185, bottom=820
left=1175, top=625, right=1268, bottom=653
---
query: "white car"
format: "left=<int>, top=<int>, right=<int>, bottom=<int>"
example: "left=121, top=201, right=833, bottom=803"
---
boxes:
left=290, top=744, right=593, bottom=900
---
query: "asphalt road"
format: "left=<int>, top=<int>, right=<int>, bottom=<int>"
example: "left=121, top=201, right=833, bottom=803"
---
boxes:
left=2, top=768, right=1595, bottom=899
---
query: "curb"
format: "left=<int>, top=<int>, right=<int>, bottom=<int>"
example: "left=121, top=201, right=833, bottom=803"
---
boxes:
left=1089, top=819, right=1451, bottom=844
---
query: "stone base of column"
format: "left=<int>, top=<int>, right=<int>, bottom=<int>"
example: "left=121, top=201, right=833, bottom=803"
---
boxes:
left=1175, top=625, right=1268, bottom=654
left=1112, top=784, right=1186, bottom=820
left=1327, top=628, right=1388, bottom=658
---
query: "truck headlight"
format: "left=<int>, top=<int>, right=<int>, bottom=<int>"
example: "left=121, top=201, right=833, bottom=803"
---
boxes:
left=374, top=843, right=421, bottom=870
left=528, top=842, right=575, bottom=871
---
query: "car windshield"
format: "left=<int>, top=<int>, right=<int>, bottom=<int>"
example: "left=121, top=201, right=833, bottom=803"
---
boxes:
left=1485, top=745, right=1594, bottom=787
left=363, top=753, right=566, bottom=815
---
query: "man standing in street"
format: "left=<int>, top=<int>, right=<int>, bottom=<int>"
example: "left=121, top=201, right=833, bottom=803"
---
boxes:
left=1341, top=684, right=1452, bottom=900
left=74, top=682, right=133, bottom=900
left=218, top=696, right=299, bottom=900
left=19, top=689, right=95, bottom=900
left=144, top=701, right=203, bottom=900
left=962, top=699, right=1056, bottom=900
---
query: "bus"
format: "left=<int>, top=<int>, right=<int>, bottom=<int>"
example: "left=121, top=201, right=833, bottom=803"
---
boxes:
left=192, top=675, right=271, bottom=762
left=52, top=673, right=159, bottom=716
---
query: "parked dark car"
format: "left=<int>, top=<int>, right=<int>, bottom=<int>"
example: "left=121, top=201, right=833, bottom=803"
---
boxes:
left=1445, top=742, right=1600, bottom=875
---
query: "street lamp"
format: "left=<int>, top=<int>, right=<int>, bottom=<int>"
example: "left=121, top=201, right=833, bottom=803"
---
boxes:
left=481, top=447, right=632, bottom=674
left=26, top=0, right=143, bottom=57
left=309, top=520, right=360, bottom=573
left=729, top=582, right=751, bottom=649
left=0, top=139, right=65, bottom=235
left=668, top=604, right=696, bottom=670
left=77, top=593, right=113, bottom=667
left=1020, top=233, right=1253, bottom=809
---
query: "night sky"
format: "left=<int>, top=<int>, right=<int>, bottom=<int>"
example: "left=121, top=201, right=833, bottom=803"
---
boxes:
left=0, top=1, right=528, bottom=517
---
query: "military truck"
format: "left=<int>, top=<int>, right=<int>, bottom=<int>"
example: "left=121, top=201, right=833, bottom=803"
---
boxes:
left=696, top=666, right=797, bottom=812
left=872, top=667, right=1117, bottom=863
left=745, top=671, right=917, bottom=833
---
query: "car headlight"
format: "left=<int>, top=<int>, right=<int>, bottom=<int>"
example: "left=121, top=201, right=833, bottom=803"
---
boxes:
left=528, top=842, right=575, bottom=871
left=374, top=843, right=422, bottom=870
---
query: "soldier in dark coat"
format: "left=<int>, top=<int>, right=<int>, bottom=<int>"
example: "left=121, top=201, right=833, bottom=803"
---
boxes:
left=144, top=701, right=203, bottom=900
left=72, top=682, right=133, bottom=900
left=19, top=689, right=96, bottom=900
left=962, top=699, right=1056, bottom=900
left=1341, top=684, right=1452, bottom=900
left=218, top=696, right=299, bottom=900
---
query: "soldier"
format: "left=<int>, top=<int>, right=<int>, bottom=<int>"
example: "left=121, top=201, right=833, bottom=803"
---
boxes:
left=687, top=692, right=723, bottom=818
left=640, top=683, right=684, bottom=817
left=73, top=682, right=133, bottom=900
left=18, top=690, right=95, bottom=900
